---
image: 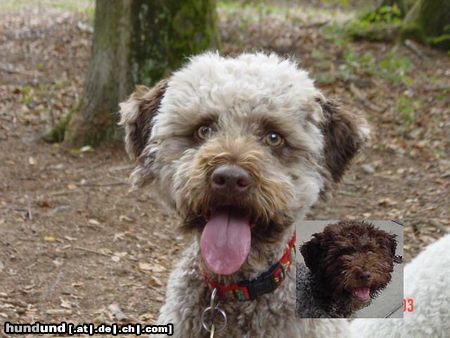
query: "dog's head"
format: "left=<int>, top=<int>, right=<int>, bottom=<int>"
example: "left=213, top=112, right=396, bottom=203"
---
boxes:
left=301, top=221, right=401, bottom=309
left=120, top=53, right=368, bottom=275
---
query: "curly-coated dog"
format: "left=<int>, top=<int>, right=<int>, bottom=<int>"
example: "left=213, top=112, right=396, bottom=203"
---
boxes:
left=351, top=233, right=450, bottom=338
left=119, top=53, right=368, bottom=337
left=297, top=221, right=402, bottom=318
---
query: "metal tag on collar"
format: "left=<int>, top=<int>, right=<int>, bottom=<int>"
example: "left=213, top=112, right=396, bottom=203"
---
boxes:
left=201, top=288, right=227, bottom=336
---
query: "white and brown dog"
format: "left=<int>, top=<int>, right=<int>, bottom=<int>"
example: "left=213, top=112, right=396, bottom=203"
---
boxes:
left=119, top=52, right=368, bottom=337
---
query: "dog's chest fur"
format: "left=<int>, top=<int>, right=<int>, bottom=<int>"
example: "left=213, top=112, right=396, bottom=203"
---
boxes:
left=157, top=241, right=298, bottom=337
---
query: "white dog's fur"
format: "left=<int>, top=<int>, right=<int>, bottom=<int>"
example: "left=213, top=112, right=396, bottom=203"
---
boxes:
left=120, top=52, right=367, bottom=337
left=351, top=234, right=450, bottom=338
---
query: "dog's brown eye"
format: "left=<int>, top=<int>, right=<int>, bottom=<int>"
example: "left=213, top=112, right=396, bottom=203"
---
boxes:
left=196, top=126, right=213, bottom=140
left=264, top=132, right=284, bottom=147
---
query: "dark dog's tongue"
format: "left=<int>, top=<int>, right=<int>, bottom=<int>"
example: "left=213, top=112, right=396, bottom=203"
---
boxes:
left=352, top=287, right=371, bottom=301
left=200, top=208, right=251, bottom=275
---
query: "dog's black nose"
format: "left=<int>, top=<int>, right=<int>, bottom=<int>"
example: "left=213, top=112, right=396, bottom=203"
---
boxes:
left=211, top=165, right=252, bottom=193
left=360, top=271, right=371, bottom=280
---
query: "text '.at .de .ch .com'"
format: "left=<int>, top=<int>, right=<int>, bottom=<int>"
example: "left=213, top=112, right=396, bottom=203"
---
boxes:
left=3, top=322, right=174, bottom=336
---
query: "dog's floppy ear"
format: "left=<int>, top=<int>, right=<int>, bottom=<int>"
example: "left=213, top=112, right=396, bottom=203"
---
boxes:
left=119, top=79, right=168, bottom=160
left=301, top=236, right=322, bottom=272
left=317, top=97, right=369, bottom=184
left=387, top=233, right=403, bottom=264
left=119, top=80, right=168, bottom=187
left=379, top=232, right=402, bottom=263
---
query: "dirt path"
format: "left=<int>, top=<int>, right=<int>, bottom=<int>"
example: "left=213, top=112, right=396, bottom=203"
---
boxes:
left=0, top=6, right=449, bottom=331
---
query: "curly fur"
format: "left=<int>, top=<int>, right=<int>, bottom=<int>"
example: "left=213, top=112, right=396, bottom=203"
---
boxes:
left=119, top=52, right=368, bottom=337
left=350, top=234, right=450, bottom=338
left=297, top=221, right=401, bottom=318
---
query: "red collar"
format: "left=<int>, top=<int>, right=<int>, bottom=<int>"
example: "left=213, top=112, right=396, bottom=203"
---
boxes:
left=201, top=233, right=296, bottom=301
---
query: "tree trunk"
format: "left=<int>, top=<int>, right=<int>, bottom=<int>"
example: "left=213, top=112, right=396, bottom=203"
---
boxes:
left=64, top=0, right=218, bottom=147
left=419, top=0, right=450, bottom=48
left=403, top=0, right=450, bottom=50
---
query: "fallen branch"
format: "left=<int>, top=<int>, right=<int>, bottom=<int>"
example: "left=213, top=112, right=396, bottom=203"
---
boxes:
left=420, top=85, right=450, bottom=92
left=71, top=246, right=111, bottom=257
left=81, top=181, right=128, bottom=187
left=108, top=164, right=134, bottom=172
left=404, top=39, right=427, bottom=59
left=47, top=190, right=80, bottom=197
left=0, top=64, right=36, bottom=76
left=26, top=197, right=32, bottom=221
left=349, top=83, right=386, bottom=113
left=299, top=21, right=329, bottom=29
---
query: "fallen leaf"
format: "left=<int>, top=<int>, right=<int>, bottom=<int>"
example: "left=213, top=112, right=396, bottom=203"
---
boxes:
left=46, top=309, right=72, bottom=315
left=138, top=262, right=152, bottom=271
left=139, top=312, right=154, bottom=321
left=420, top=235, right=436, bottom=244
left=80, top=145, right=93, bottom=152
left=361, top=164, right=375, bottom=174
left=139, top=261, right=166, bottom=273
left=108, top=303, right=127, bottom=321
left=43, top=235, right=56, bottom=243
left=50, top=205, right=70, bottom=214
left=119, top=215, right=134, bottom=223
left=37, top=200, right=52, bottom=208
left=377, top=198, right=397, bottom=207
left=52, top=259, right=63, bottom=267
left=150, top=264, right=166, bottom=273
left=147, top=275, right=163, bottom=287
left=60, top=298, right=71, bottom=309
left=113, top=232, right=126, bottom=241
left=100, top=248, right=113, bottom=255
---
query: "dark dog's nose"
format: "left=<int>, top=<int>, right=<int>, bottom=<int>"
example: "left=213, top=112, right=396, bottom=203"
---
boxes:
left=360, top=271, right=371, bottom=280
left=211, top=165, right=252, bottom=193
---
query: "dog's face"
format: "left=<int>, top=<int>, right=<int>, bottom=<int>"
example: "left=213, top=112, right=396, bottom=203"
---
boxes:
left=120, top=53, right=368, bottom=275
left=301, top=221, right=402, bottom=310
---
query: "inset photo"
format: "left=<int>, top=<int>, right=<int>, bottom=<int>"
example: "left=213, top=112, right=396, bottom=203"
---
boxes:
left=296, top=220, right=403, bottom=318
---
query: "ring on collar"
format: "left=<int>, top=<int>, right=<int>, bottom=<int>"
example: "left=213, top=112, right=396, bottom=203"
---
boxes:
left=201, top=288, right=227, bottom=333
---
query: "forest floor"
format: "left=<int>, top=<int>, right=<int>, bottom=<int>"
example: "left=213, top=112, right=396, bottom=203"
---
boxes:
left=0, top=2, right=449, bottom=335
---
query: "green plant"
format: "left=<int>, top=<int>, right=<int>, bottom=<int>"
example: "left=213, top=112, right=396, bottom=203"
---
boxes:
left=323, top=23, right=351, bottom=46
left=377, top=52, right=412, bottom=85
left=361, top=5, right=402, bottom=24
left=20, top=85, right=34, bottom=105
left=336, top=48, right=412, bottom=85
left=396, top=95, right=417, bottom=126
left=346, top=5, right=403, bottom=42
left=337, top=48, right=376, bottom=81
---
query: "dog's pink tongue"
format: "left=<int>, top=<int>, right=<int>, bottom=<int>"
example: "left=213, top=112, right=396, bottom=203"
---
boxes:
left=200, top=209, right=251, bottom=275
left=353, top=287, right=371, bottom=301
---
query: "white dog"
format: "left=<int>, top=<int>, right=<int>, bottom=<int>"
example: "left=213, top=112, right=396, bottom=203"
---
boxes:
left=120, top=53, right=367, bottom=337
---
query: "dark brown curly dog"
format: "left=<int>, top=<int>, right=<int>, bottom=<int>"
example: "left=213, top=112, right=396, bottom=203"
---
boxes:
left=297, top=221, right=402, bottom=318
